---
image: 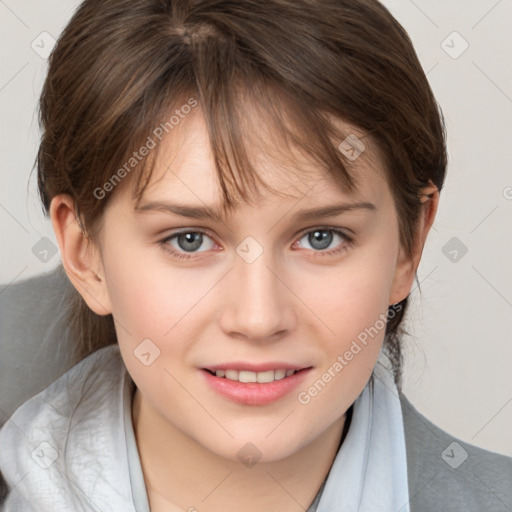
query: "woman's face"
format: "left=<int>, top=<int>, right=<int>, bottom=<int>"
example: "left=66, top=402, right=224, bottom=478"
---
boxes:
left=90, top=107, right=412, bottom=462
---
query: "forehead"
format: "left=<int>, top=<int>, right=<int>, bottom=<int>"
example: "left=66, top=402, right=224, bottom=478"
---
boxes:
left=133, top=105, right=388, bottom=212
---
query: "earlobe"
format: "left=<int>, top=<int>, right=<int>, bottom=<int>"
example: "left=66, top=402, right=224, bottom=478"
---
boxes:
left=50, top=194, right=112, bottom=316
left=389, top=182, right=440, bottom=305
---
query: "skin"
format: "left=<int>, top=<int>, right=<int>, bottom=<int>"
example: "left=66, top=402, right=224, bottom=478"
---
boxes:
left=51, top=106, right=438, bottom=512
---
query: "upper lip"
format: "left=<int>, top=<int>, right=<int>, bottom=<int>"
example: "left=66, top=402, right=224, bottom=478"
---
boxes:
left=203, top=362, right=310, bottom=372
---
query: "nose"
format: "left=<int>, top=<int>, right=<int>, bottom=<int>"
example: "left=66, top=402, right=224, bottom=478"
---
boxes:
left=218, top=248, right=296, bottom=343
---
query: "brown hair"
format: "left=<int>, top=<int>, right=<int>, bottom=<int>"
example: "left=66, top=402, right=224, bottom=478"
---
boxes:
left=37, top=0, right=447, bottom=384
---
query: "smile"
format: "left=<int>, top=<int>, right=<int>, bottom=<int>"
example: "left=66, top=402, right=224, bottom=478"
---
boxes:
left=205, top=368, right=298, bottom=383
left=201, top=366, right=312, bottom=405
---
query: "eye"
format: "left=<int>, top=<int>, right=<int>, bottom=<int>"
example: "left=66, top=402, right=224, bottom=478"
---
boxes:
left=295, top=228, right=351, bottom=253
left=160, top=227, right=352, bottom=260
left=162, top=230, right=216, bottom=256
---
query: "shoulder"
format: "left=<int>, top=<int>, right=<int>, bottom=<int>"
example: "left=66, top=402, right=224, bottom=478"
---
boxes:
left=0, top=343, right=123, bottom=441
left=0, top=266, right=75, bottom=428
left=400, top=393, right=512, bottom=512
left=0, top=265, right=72, bottom=334
left=0, top=344, right=126, bottom=510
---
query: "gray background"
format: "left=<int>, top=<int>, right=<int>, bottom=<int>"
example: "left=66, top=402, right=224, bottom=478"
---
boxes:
left=0, top=0, right=511, bottom=455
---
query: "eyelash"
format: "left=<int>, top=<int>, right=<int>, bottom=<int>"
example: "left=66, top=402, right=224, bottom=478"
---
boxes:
left=159, top=227, right=354, bottom=260
left=160, top=226, right=354, bottom=259
left=160, top=229, right=216, bottom=260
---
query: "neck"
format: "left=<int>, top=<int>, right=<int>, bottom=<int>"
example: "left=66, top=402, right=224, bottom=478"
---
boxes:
left=132, top=388, right=346, bottom=512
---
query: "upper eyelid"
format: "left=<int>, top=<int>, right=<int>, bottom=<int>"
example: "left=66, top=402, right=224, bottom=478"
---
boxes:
left=162, top=225, right=350, bottom=238
left=162, top=226, right=351, bottom=249
left=296, top=225, right=352, bottom=238
left=295, top=228, right=352, bottom=249
left=162, top=227, right=215, bottom=243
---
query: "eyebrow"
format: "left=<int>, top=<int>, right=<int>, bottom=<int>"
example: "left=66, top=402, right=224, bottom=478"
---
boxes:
left=135, top=200, right=376, bottom=222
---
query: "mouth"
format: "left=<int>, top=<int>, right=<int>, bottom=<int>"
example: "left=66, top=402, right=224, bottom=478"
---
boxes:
left=200, top=365, right=312, bottom=405
left=202, top=368, right=303, bottom=383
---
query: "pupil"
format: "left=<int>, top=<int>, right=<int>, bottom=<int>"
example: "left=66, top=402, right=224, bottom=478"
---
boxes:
left=178, top=232, right=203, bottom=251
left=309, top=230, right=332, bottom=250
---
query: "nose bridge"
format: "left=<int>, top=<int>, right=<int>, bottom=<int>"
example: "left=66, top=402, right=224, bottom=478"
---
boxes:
left=219, top=241, right=294, bottom=340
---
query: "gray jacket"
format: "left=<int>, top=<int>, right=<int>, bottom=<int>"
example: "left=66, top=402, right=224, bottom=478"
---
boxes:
left=1, top=268, right=511, bottom=510
left=400, top=393, right=511, bottom=510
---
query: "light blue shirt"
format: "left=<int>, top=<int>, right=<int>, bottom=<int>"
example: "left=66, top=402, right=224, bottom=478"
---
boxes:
left=122, top=376, right=326, bottom=511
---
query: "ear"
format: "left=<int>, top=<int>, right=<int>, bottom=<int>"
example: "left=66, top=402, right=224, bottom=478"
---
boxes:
left=389, top=182, right=439, bottom=305
left=50, top=194, right=112, bottom=316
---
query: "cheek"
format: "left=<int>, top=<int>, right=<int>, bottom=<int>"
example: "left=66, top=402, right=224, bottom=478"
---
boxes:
left=293, top=240, right=398, bottom=399
left=298, top=242, right=398, bottom=345
left=102, top=242, right=212, bottom=339
left=101, top=246, right=212, bottom=409
left=294, top=295, right=391, bottom=433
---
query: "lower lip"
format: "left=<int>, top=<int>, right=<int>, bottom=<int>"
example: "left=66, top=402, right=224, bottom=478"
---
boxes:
left=201, top=369, right=311, bottom=406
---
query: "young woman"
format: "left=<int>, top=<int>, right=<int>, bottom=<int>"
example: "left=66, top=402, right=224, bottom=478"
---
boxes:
left=0, top=0, right=510, bottom=511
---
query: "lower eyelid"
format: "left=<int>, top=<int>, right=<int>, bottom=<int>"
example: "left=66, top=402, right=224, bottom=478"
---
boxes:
left=160, top=228, right=352, bottom=258
left=163, top=231, right=216, bottom=253
left=296, top=229, right=350, bottom=249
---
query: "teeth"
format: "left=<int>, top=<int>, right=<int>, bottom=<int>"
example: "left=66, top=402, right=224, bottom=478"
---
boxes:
left=214, top=369, right=297, bottom=382
left=225, top=370, right=238, bottom=380
left=239, top=370, right=257, bottom=383
left=257, top=370, right=275, bottom=383
left=274, top=369, right=286, bottom=381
